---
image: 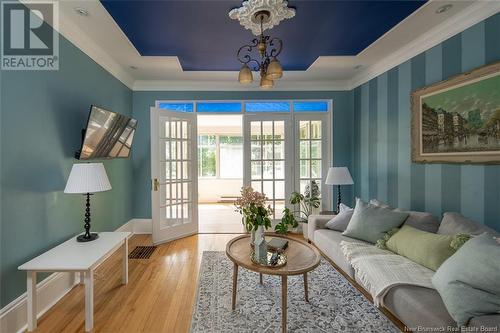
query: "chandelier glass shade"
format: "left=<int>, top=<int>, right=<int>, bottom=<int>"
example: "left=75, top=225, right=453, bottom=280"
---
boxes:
left=236, top=11, right=284, bottom=88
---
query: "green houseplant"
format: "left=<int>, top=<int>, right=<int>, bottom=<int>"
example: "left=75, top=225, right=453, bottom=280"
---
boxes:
left=234, top=186, right=273, bottom=243
left=291, top=180, right=321, bottom=238
left=274, top=181, right=321, bottom=236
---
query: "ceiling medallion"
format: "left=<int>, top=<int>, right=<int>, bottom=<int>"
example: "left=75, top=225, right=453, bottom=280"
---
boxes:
left=229, top=0, right=295, bottom=36
left=231, top=3, right=294, bottom=89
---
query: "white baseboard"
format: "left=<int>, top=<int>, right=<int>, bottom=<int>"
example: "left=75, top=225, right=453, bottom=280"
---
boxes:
left=116, top=218, right=152, bottom=234
left=0, top=218, right=152, bottom=333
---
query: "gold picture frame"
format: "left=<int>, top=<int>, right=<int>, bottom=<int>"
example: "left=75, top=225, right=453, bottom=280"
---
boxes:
left=411, top=61, right=500, bottom=164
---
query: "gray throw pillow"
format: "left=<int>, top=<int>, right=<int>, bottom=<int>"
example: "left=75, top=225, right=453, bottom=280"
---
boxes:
left=395, top=210, right=440, bottom=233
left=432, top=233, right=500, bottom=326
left=325, top=203, right=353, bottom=231
left=342, top=198, right=409, bottom=243
left=438, top=212, right=500, bottom=237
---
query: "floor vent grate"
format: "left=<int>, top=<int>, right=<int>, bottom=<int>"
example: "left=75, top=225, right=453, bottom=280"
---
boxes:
left=129, top=246, right=157, bottom=259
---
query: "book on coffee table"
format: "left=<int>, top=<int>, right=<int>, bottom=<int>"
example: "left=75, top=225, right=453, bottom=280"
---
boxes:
left=267, top=238, right=288, bottom=252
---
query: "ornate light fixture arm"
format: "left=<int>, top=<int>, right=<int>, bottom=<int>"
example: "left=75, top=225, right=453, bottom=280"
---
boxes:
left=237, top=40, right=261, bottom=71
left=268, top=37, right=283, bottom=58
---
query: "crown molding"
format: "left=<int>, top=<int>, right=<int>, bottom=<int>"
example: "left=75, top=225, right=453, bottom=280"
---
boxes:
left=57, top=3, right=135, bottom=89
left=348, top=1, right=500, bottom=90
left=22, top=0, right=500, bottom=92
left=20, top=0, right=135, bottom=90
left=133, top=79, right=350, bottom=91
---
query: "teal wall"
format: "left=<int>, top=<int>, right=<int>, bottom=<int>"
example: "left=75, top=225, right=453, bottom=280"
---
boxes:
left=0, top=31, right=133, bottom=305
left=353, top=14, right=500, bottom=230
left=132, top=91, right=354, bottom=218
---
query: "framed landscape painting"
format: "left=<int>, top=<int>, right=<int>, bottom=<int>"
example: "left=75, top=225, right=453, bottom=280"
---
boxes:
left=411, top=61, right=500, bottom=164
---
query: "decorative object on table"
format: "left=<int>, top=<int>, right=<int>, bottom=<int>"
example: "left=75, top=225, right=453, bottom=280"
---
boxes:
left=253, top=226, right=267, bottom=263
left=325, top=167, right=354, bottom=214
left=411, top=61, right=500, bottom=164
left=229, top=0, right=295, bottom=89
left=234, top=186, right=273, bottom=248
left=192, top=252, right=399, bottom=333
left=64, top=163, right=112, bottom=242
left=267, top=237, right=289, bottom=252
left=250, top=250, right=287, bottom=268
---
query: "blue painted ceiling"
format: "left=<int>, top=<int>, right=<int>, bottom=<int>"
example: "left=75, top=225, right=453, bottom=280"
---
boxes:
left=101, top=0, right=426, bottom=71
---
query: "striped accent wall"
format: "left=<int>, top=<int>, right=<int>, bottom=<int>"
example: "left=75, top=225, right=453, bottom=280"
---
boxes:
left=353, top=13, right=500, bottom=231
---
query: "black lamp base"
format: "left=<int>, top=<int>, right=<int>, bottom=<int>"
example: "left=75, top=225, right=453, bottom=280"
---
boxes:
left=77, top=233, right=99, bottom=242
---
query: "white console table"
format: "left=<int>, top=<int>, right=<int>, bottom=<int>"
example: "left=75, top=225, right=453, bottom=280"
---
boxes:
left=18, top=232, right=131, bottom=332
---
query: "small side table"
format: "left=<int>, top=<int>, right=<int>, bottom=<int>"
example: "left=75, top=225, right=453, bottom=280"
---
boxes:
left=18, top=232, right=131, bottom=332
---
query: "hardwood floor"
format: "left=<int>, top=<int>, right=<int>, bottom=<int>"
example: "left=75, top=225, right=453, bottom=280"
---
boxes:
left=33, top=234, right=238, bottom=333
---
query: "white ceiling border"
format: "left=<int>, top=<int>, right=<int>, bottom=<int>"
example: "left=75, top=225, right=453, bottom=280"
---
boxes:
left=20, top=0, right=500, bottom=92
left=132, top=79, right=350, bottom=91
left=347, top=1, right=500, bottom=90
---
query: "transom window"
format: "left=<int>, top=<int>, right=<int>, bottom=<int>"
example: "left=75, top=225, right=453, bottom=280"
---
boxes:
left=157, top=100, right=330, bottom=113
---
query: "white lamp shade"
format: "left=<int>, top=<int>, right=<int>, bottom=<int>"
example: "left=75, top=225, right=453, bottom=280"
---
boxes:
left=64, top=163, right=112, bottom=194
left=325, top=167, right=354, bottom=185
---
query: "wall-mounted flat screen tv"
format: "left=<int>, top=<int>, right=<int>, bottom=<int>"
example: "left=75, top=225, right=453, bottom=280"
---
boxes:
left=76, top=105, right=137, bottom=160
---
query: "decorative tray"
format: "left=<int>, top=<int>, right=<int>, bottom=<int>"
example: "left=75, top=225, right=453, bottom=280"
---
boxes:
left=250, top=251, right=287, bottom=268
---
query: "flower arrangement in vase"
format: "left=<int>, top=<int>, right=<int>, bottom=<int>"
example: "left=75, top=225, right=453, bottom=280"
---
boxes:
left=234, top=186, right=273, bottom=263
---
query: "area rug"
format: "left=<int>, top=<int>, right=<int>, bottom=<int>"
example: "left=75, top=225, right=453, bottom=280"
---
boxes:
left=190, top=251, right=399, bottom=332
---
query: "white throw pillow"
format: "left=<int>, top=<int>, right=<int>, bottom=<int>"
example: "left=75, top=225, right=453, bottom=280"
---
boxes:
left=325, top=203, right=354, bottom=232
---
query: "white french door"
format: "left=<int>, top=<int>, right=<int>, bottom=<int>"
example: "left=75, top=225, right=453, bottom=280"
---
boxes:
left=150, top=107, right=198, bottom=244
left=243, top=114, right=293, bottom=220
left=294, top=113, right=331, bottom=212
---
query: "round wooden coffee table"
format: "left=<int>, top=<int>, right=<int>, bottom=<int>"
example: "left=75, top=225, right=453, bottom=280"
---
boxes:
left=226, top=234, right=321, bottom=333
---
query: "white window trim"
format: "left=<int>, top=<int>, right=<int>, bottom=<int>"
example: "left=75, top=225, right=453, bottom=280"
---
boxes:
left=198, top=134, right=244, bottom=180
left=155, top=99, right=334, bottom=210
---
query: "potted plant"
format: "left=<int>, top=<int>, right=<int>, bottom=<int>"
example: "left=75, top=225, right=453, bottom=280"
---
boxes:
left=274, top=207, right=299, bottom=234
left=234, top=186, right=273, bottom=245
left=289, top=180, right=321, bottom=239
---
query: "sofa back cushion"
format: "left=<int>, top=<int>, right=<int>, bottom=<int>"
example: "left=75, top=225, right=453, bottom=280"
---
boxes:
left=397, top=210, right=440, bottom=233
left=369, top=199, right=439, bottom=233
left=432, top=233, right=500, bottom=326
left=438, top=212, right=499, bottom=236
left=386, top=225, right=456, bottom=271
left=325, top=203, right=353, bottom=231
left=342, top=198, right=408, bottom=244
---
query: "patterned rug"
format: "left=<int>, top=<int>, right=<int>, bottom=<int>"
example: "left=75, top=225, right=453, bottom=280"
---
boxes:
left=190, top=251, right=399, bottom=332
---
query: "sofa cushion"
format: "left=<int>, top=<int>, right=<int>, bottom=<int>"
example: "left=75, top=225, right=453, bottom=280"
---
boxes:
left=386, top=225, right=457, bottom=271
left=438, top=212, right=499, bottom=236
left=313, top=229, right=367, bottom=278
left=369, top=199, right=439, bottom=233
left=325, top=203, right=353, bottom=231
left=343, top=198, right=408, bottom=243
left=398, top=210, right=440, bottom=233
left=468, top=315, right=500, bottom=329
left=432, top=233, right=500, bottom=326
left=384, top=285, right=456, bottom=329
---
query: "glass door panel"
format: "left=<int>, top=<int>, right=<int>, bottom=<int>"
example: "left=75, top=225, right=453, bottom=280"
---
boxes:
left=244, top=114, right=291, bottom=220
left=151, top=107, right=198, bottom=244
left=294, top=114, right=331, bottom=212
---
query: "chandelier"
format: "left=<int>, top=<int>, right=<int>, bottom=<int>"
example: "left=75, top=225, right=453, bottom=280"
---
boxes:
left=235, top=10, right=284, bottom=89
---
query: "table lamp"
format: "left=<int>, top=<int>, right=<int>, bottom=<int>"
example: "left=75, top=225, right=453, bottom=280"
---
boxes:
left=325, top=167, right=354, bottom=214
left=64, top=163, right=112, bottom=242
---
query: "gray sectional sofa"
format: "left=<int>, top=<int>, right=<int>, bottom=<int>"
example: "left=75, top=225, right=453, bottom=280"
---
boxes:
left=308, top=211, right=500, bottom=331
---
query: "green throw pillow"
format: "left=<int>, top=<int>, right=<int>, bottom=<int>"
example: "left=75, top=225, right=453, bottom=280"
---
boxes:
left=342, top=198, right=408, bottom=244
left=432, top=233, right=500, bottom=326
left=385, top=225, right=457, bottom=271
